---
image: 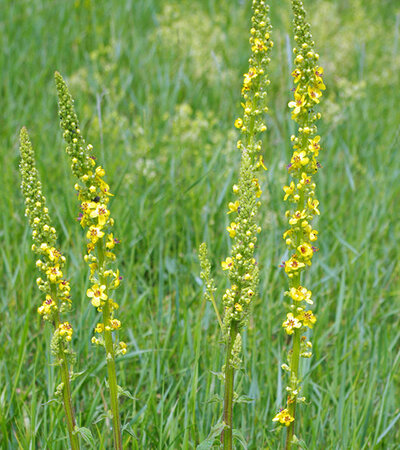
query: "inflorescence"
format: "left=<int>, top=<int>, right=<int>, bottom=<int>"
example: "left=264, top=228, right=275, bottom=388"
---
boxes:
left=54, top=72, right=126, bottom=356
left=273, top=0, right=325, bottom=440
left=19, top=127, right=75, bottom=360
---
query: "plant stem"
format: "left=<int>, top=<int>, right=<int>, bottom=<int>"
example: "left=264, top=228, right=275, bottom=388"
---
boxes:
left=50, top=285, right=79, bottom=450
left=98, top=240, right=123, bottom=450
left=285, top=327, right=301, bottom=450
left=222, top=322, right=238, bottom=449
left=59, top=352, right=80, bottom=450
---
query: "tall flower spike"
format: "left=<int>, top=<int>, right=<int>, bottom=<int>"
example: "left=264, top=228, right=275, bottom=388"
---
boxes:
left=19, top=127, right=80, bottom=450
left=55, top=72, right=124, bottom=450
left=199, top=2, right=273, bottom=448
left=273, top=1, right=325, bottom=448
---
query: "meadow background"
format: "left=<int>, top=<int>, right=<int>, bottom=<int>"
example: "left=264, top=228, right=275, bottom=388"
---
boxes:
left=1, top=0, right=400, bottom=448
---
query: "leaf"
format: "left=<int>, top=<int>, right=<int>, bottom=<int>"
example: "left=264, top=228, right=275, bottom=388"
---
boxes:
left=206, top=394, right=223, bottom=404
left=74, top=426, right=95, bottom=446
left=210, top=370, right=224, bottom=381
left=196, top=420, right=225, bottom=450
left=234, top=395, right=255, bottom=404
left=232, top=429, right=248, bottom=449
left=117, top=385, right=136, bottom=400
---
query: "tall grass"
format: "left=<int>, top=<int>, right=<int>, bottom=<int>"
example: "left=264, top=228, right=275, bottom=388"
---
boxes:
left=1, top=0, right=400, bottom=448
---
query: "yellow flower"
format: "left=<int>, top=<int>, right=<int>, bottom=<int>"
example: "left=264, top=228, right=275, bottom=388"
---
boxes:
left=95, top=323, right=104, bottom=333
left=299, top=172, right=311, bottom=187
left=283, top=228, right=293, bottom=240
left=316, top=78, right=326, bottom=91
left=98, top=178, right=113, bottom=196
left=110, top=319, right=121, bottom=330
left=46, top=265, right=63, bottom=282
left=282, top=313, right=302, bottom=334
left=87, top=225, right=104, bottom=243
left=289, top=209, right=307, bottom=226
left=95, top=166, right=105, bottom=177
left=314, top=66, right=324, bottom=78
left=308, top=85, right=322, bottom=103
left=309, top=229, right=318, bottom=241
left=234, top=118, right=243, bottom=129
left=89, top=204, right=110, bottom=226
left=87, top=284, right=108, bottom=307
left=234, top=303, right=243, bottom=312
left=227, top=222, right=237, bottom=238
left=221, top=257, right=234, bottom=270
left=59, top=279, right=71, bottom=293
left=290, top=150, right=309, bottom=169
left=252, top=178, right=262, bottom=198
left=89, top=262, right=97, bottom=277
left=251, top=38, right=267, bottom=52
left=242, top=68, right=258, bottom=91
left=288, top=91, right=306, bottom=116
left=47, top=247, right=62, bottom=262
left=308, top=135, right=321, bottom=155
left=291, top=68, right=302, bottom=83
left=272, top=408, right=295, bottom=426
left=119, top=341, right=127, bottom=355
left=284, top=257, right=305, bottom=273
left=297, top=242, right=314, bottom=260
left=106, top=233, right=115, bottom=249
left=255, top=154, right=267, bottom=170
left=288, top=286, right=313, bottom=304
left=299, top=310, right=317, bottom=328
left=283, top=181, right=295, bottom=201
left=58, top=322, right=73, bottom=341
left=37, top=295, right=57, bottom=316
left=314, top=66, right=326, bottom=90
left=307, top=198, right=320, bottom=215
left=227, top=201, right=239, bottom=214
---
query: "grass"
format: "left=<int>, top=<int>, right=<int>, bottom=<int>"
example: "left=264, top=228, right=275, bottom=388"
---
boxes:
left=1, top=0, right=399, bottom=448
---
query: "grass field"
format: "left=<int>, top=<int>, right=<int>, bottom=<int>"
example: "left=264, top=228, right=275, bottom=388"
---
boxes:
left=1, top=0, right=400, bottom=448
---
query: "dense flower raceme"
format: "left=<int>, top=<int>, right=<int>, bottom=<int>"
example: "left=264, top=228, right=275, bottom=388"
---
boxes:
left=273, top=0, right=325, bottom=431
left=54, top=72, right=126, bottom=356
left=222, top=0, right=273, bottom=349
left=19, top=127, right=75, bottom=355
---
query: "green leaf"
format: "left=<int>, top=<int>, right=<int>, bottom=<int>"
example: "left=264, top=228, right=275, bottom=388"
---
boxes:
left=74, top=426, right=94, bottom=446
left=234, top=395, right=255, bottom=404
left=232, top=428, right=248, bottom=448
left=197, top=421, right=225, bottom=450
left=117, top=385, right=136, bottom=400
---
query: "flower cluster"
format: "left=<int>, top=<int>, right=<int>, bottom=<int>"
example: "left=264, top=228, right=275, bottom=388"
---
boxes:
left=235, top=0, right=273, bottom=164
left=19, top=127, right=74, bottom=349
left=222, top=0, right=273, bottom=347
left=55, top=72, right=126, bottom=356
left=221, top=152, right=260, bottom=342
left=273, top=0, right=325, bottom=432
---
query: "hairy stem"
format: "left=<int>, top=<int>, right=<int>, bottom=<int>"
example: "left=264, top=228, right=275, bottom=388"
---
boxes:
left=50, top=285, right=79, bottom=450
left=285, top=327, right=301, bottom=450
left=98, top=240, right=122, bottom=450
left=222, top=322, right=238, bottom=449
left=59, top=354, right=79, bottom=450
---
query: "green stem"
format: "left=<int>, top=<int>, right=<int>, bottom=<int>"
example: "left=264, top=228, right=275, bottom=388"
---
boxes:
left=59, top=353, right=80, bottom=450
left=222, top=322, right=238, bottom=449
left=97, top=240, right=123, bottom=450
left=285, top=327, right=301, bottom=450
left=50, top=285, right=79, bottom=450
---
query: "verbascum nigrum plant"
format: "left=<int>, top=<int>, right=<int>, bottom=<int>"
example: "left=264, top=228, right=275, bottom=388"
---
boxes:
left=199, top=1, right=273, bottom=448
left=19, top=127, right=80, bottom=450
left=272, top=1, right=325, bottom=447
left=55, top=72, right=125, bottom=450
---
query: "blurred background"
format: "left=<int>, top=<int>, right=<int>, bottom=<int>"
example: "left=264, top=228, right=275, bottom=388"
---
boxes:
left=1, top=0, right=399, bottom=447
